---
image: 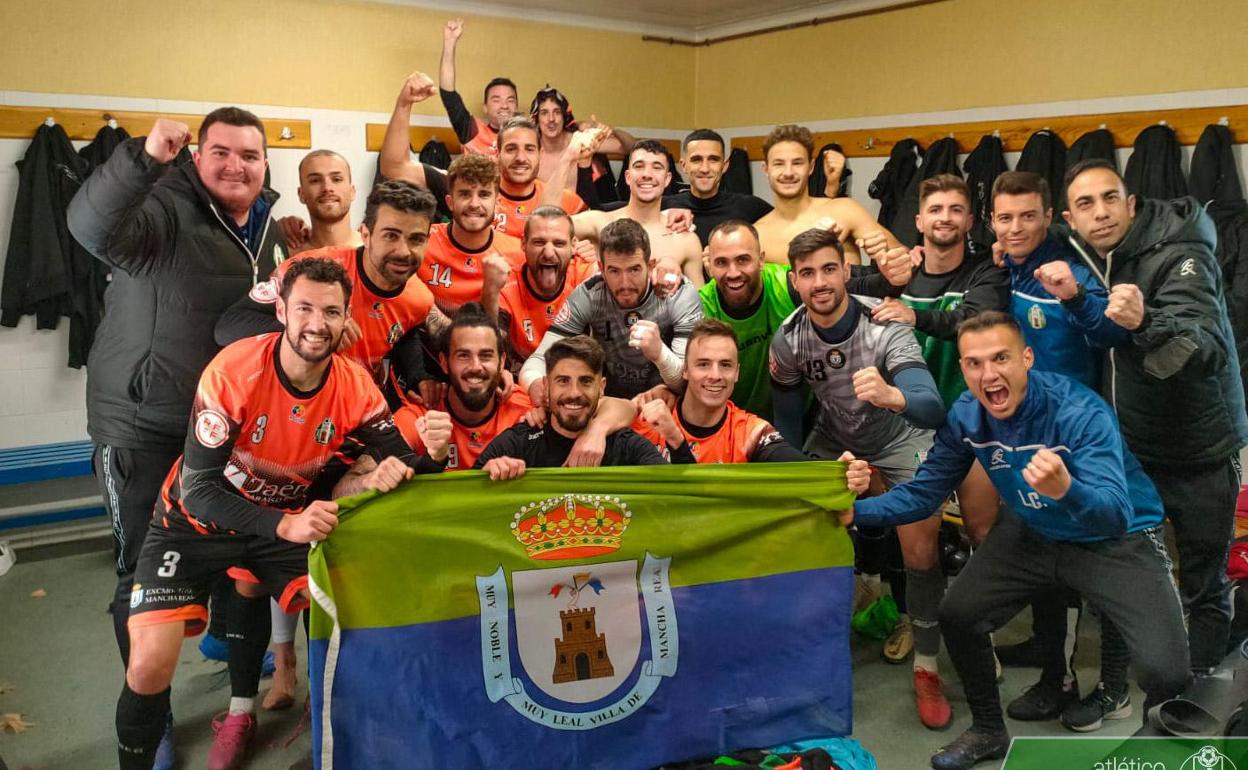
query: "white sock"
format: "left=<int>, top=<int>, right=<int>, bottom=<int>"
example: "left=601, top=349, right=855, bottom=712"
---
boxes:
left=914, top=654, right=939, bottom=673
left=229, top=696, right=255, bottom=715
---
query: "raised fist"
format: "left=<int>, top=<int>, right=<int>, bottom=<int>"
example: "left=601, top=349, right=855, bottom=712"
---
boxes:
left=398, top=71, right=437, bottom=107
left=145, top=118, right=192, bottom=164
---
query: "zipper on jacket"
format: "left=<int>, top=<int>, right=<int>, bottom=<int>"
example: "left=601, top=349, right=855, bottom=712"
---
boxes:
left=1068, top=235, right=1119, bottom=413
left=209, top=202, right=267, bottom=286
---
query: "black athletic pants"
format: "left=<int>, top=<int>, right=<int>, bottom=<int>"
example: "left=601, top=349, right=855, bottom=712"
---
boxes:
left=940, top=512, right=1190, bottom=731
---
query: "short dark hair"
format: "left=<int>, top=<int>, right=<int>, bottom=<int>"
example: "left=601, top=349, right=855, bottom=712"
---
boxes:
left=1063, top=158, right=1122, bottom=193
left=991, top=171, right=1051, bottom=211
left=363, top=180, right=437, bottom=230
left=956, top=310, right=1023, bottom=344
left=787, top=227, right=843, bottom=268
left=523, top=204, right=574, bottom=241
left=687, top=318, right=739, bottom=351
left=439, top=301, right=505, bottom=357
left=496, top=116, right=538, bottom=149
left=199, top=106, right=267, bottom=152
left=763, top=124, right=814, bottom=161
left=682, top=128, right=725, bottom=155
left=547, top=335, right=605, bottom=376
left=447, top=153, right=499, bottom=191
left=918, top=174, right=971, bottom=206
left=298, top=149, right=350, bottom=181
left=599, top=218, right=651, bottom=261
left=628, top=139, right=671, bottom=169
left=707, top=219, right=760, bottom=246
left=279, top=256, right=353, bottom=304
left=484, top=77, right=518, bottom=103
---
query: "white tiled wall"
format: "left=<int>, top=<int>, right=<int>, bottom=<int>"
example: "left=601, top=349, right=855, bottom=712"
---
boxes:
left=0, top=90, right=682, bottom=451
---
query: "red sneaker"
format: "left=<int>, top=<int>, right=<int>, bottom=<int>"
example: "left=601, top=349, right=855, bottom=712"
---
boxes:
left=914, top=669, right=953, bottom=730
left=207, top=711, right=256, bottom=770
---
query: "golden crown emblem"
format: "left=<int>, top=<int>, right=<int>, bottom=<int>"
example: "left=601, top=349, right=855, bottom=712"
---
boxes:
left=510, top=494, right=631, bottom=561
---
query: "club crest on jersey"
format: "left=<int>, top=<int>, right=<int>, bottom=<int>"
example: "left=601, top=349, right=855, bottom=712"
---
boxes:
left=476, top=495, right=678, bottom=730
left=990, top=448, right=1010, bottom=470
left=469, top=430, right=483, bottom=445
left=1028, top=305, right=1047, bottom=330
left=130, top=584, right=144, bottom=609
left=546, top=304, right=557, bottom=318
left=290, top=404, right=307, bottom=425
left=387, top=322, right=404, bottom=345
left=248, top=279, right=279, bottom=304
left=314, top=418, right=336, bottom=446
left=625, top=312, right=641, bottom=328
left=369, top=302, right=385, bottom=320
left=195, top=409, right=230, bottom=448
left=825, top=348, right=846, bottom=369
left=465, top=256, right=477, bottom=271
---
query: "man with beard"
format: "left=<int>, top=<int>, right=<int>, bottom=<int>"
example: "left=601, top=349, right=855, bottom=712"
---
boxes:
left=380, top=73, right=587, bottom=239
left=665, top=129, right=774, bottom=247
left=437, top=18, right=515, bottom=157
left=844, top=312, right=1189, bottom=770
left=769, top=228, right=948, bottom=730
left=217, top=180, right=448, bottom=397
left=754, top=124, right=902, bottom=265
left=519, top=219, right=703, bottom=404
left=571, top=140, right=705, bottom=288
left=115, top=258, right=452, bottom=770
left=417, top=154, right=524, bottom=315
left=67, top=108, right=289, bottom=768
left=477, top=335, right=693, bottom=477
left=700, top=219, right=912, bottom=421
left=277, top=150, right=362, bottom=255
left=481, top=205, right=597, bottom=364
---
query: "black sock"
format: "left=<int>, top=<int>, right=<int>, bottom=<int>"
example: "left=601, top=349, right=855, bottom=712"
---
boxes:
left=116, top=683, right=169, bottom=770
left=228, top=591, right=272, bottom=699
left=207, top=575, right=232, bottom=639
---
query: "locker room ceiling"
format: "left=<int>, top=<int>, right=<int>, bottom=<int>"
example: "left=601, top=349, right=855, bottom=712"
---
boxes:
left=383, top=0, right=939, bottom=41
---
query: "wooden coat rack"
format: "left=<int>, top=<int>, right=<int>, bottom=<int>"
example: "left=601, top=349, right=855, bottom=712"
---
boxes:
left=0, top=105, right=312, bottom=149
left=730, top=104, right=1248, bottom=161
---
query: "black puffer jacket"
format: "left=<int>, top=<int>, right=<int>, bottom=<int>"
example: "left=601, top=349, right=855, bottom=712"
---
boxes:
left=67, top=138, right=286, bottom=451
left=1066, top=197, right=1248, bottom=467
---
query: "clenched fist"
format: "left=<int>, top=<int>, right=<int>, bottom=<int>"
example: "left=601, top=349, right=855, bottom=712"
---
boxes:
left=363, top=456, right=414, bottom=493
left=1022, top=447, right=1071, bottom=500
left=628, top=319, right=664, bottom=362
left=483, top=456, right=526, bottom=480
left=853, top=366, right=905, bottom=412
left=397, top=71, right=438, bottom=107
left=1105, top=284, right=1145, bottom=330
left=839, top=451, right=871, bottom=496
left=144, top=118, right=192, bottom=164
left=870, top=297, right=916, bottom=326
left=482, top=253, right=511, bottom=296
left=277, top=499, right=339, bottom=544
left=640, top=398, right=683, bottom=448
left=857, top=231, right=891, bottom=263
left=443, top=18, right=464, bottom=45
left=416, top=410, right=453, bottom=463
left=1033, top=260, right=1079, bottom=301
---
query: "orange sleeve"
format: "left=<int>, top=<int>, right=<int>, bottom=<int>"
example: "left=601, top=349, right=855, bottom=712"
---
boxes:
left=393, top=405, right=429, bottom=453
left=561, top=190, right=588, bottom=215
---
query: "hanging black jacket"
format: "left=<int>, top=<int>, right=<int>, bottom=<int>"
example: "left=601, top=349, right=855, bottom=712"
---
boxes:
left=889, top=137, right=962, bottom=248
left=962, top=134, right=1008, bottom=251
left=1067, top=128, right=1118, bottom=174
left=809, top=143, right=851, bottom=198
left=869, top=138, right=922, bottom=240
left=1124, top=124, right=1187, bottom=201
left=1, top=123, right=87, bottom=330
left=1063, top=197, right=1248, bottom=467
left=1190, top=124, right=1243, bottom=205
left=1017, top=129, right=1068, bottom=210
left=417, top=138, right=451, bottom=171
left=720, top=146, right=754, bottom=195
left=67, top=138, right=287, bottom=451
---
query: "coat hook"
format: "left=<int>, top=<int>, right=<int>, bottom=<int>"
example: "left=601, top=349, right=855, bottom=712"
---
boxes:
left=44, top=116, right=55, bottom=127
left=1099, top=123, right=1107, bottom=130
left=103, top=112, right=118, bottom=129
left=1158, top=119, right=1168, bottom=127
left=1219, top=116, right=1230, bottom=127
left=279, top=126, right=294, bottom=141
left=862, top=137, right=875, bottom=150
left=991, top=129, right=1000, bottom=138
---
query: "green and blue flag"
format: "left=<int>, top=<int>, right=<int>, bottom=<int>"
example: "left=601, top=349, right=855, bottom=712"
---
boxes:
left=309, top=462, right=855, bottom=769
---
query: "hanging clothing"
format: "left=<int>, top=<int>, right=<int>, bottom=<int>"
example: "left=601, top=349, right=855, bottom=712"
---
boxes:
left=962, top=134, right=1008, bottom=251
left=1016, top=129, right=1068, bottom=210
left=1190, top=123, right=1243, bottom=205
left=417, top=138, right=451, bottom=171
left=890, top=136, right=961, bottom=248
left=1066, top=128, right=1118, bottom=174
left=869, top=138, right=922, bottom=242
left=1123, top=123, right=1187, bottom=201
left=721, top=146, right=754, bottom=195
left=1, top=122, right=87, bottom=332
left=809, top=142, right=852, bottom=198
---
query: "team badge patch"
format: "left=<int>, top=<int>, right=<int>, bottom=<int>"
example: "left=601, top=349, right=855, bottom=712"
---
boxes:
left=1028, top=305, right=1047, bottom=330
left=477, top=495, right=677, bottom=729
left=248, top=279, right=279, bottom=304
left=314, top=418, right=337, bottom=446
left=825, top=348, right=846, bottom=369
left=290, top=404, right=307, bottom=425
left=130, top=584, right=144, bottom=609
left=387, top=322, right=404, bottom=345
left=195, top=409, right=230, bottom=448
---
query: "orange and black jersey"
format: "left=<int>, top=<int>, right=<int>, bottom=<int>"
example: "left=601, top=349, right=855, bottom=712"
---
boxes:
left=632, top=399, right=805, bottom=464
left=494, top=180, right=587, bottom=240
left=394, top=389, right=533, bottom=471
left=160, top=333, right=444, bottom=540
left=418, top=224, right=523, bottom=314
left=216, top=245, right=436, bottom=386
left=498, top=259, right=597, bottom=360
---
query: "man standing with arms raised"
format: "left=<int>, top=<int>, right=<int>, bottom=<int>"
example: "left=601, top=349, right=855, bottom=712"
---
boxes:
left=437, top=18, right=515, bottom=157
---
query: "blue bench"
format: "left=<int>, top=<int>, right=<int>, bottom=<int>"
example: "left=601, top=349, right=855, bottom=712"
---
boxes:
left=0, top=440, right=105, bottom=531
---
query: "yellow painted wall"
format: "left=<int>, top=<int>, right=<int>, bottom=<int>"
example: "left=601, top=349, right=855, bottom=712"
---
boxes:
left=694, top=0, right=1248, bottom=127
left=0, top=0, right=695, bottom=128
